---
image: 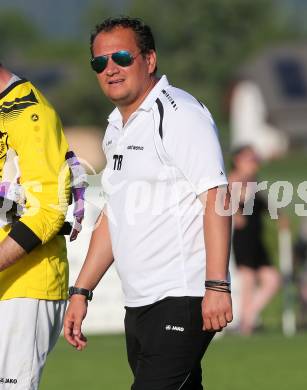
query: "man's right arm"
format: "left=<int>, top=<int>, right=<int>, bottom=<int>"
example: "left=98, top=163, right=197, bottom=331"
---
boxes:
left=64, top=212, right=113, bottom=350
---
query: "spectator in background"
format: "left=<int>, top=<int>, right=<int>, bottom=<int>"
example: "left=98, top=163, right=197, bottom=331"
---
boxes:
left=229, top=145, right=281, bottom=335
left=293, top=217, right=307, bottom=329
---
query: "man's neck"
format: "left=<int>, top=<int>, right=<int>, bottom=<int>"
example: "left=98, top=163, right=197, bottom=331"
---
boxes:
left=0, top=67, right=13, bottom=94
left=120, top=76, right=159, bottom=125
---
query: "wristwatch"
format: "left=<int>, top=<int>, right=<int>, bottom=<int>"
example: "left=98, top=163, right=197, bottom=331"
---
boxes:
left=68, top=286, right=93, bottom=301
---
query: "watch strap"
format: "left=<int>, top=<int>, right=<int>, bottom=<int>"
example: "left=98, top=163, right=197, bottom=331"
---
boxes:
left=68, top=286, right=93, bottom=301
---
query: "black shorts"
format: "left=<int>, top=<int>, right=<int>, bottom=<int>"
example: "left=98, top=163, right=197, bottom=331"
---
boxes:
left=233, top=230, right=271, bottom=269
left=124, top=296, right=215, bottom=390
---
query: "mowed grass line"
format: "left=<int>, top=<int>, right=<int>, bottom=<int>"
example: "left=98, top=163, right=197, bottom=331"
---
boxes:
left=41, top=333, right=307, bottom=390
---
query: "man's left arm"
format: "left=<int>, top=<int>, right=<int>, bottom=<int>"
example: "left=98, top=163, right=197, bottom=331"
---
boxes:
left=163, top=103, right=233, bottom=330
left=199, top=187, right=233, bottom=331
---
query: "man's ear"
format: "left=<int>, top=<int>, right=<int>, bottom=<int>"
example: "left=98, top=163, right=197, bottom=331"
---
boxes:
left=146, top=50, right=157, bottom=74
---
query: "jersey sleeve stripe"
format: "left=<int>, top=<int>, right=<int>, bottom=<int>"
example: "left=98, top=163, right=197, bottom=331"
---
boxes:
left=0, top=79, right=28, bottom=100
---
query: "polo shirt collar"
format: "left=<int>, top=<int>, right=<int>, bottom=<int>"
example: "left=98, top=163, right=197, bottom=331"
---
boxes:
left=107, top=75, right=169, bottom=126
left=138, top=75, right=169, bottom=111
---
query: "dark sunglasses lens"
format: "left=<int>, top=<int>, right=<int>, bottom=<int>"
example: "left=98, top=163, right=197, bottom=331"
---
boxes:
left=91, top=56, right=108, bottom=73
left=112, top=50, right=134, bottom=67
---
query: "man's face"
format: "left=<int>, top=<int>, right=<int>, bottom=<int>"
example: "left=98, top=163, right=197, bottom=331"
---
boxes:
left=235, top=148, right=260, bottom=177
left=92, top=27, right=156, bottom=109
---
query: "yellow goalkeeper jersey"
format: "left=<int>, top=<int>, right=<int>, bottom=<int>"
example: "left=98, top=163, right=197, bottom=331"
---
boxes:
left=0, top=78, right=70, bottom=301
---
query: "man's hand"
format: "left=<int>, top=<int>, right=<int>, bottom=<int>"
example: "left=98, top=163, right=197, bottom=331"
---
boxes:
left=64, top=295, right=88, bottom=350
left=202, top=290, right=233, bottom=331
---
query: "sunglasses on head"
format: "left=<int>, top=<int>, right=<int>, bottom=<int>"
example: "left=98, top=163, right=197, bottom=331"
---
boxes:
left=90, top=50, right=141, bottom=73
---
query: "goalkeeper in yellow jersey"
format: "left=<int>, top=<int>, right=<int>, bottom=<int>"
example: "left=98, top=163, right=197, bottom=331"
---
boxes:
left=0, top=62, right=74, bottom=389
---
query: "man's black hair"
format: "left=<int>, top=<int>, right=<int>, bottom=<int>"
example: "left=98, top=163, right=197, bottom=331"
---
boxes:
left=90, top=16, right=157, bottom=73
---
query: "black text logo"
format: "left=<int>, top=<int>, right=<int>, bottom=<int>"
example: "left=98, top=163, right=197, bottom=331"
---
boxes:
left=0, top=377, right=18, bottom=384
left=127, top=145, right=144, bottom=151
left=113, top=154, right=123, bottom=170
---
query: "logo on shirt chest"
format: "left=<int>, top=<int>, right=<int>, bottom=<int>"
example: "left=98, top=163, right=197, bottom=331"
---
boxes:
left=0, top=130, right=8, bottom=159
left=106, top=139, right=113, bottom=147
left=127, top=145, right=144, bottom=151
left=111, top=144, right=144, bottom=170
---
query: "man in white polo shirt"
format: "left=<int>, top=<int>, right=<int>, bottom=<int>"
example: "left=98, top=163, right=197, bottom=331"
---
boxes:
left=64, top=16, right=233, bottom=389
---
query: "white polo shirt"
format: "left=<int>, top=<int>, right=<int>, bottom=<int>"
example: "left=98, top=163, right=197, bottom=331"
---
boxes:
left=101, top=75, right=227, bottom=307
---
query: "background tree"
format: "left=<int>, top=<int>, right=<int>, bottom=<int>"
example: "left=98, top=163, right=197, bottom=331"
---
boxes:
left=130, top=0, right=301, bottom=125
left=1, top=0, right=305, bottom=130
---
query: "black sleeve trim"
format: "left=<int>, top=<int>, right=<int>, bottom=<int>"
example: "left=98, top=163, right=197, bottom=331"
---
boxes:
left=155, top=98, right=164, bottom=139
left=9, top=221, right=42, bottom=253
left=0, top=79, right=28, bottom=100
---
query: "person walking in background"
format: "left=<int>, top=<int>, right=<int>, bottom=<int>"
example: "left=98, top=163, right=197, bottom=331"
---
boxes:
left=64, top=16, right=232, bottom=390
left=229, top=145, right=281, bottom=335
left=0, top=62, right=72, bottom=389
left=293, top=217, right=307, bottom=329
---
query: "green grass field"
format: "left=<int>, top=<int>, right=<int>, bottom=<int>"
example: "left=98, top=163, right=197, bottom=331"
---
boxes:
left=41, top=333, right=307, bottom=390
